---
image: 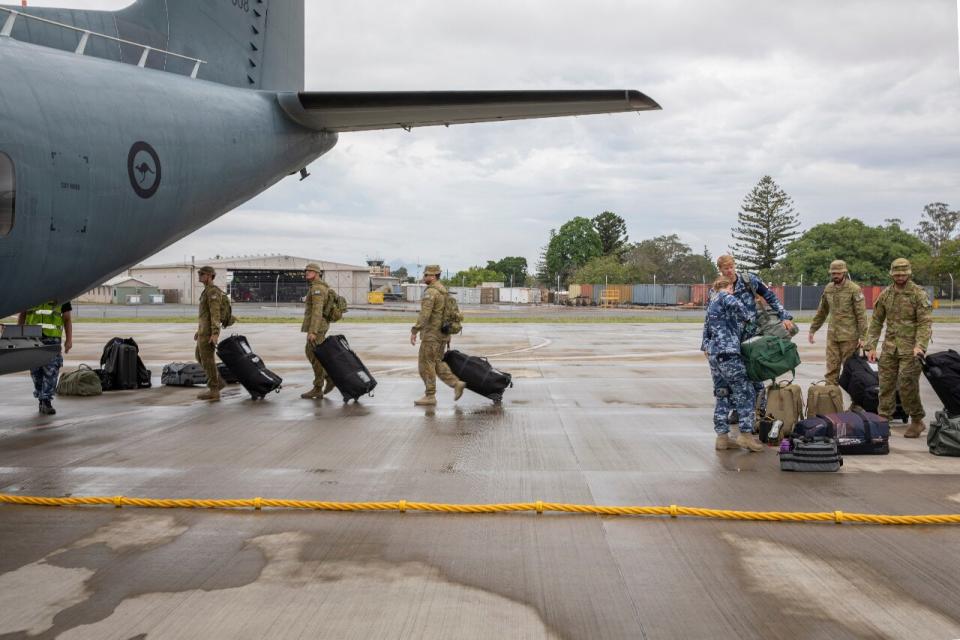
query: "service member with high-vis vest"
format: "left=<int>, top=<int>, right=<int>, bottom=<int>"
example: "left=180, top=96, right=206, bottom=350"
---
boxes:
left=18, top=300, right=73, bottom=415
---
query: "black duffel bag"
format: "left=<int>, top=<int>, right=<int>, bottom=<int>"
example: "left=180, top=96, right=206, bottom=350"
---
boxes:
left=313, top=335, right=376, bottom=402
left=839, top=351, right=907, bottom=421
left=920, top=350, right=960, bottom=417
left=442, top=349, right=513, bottom=403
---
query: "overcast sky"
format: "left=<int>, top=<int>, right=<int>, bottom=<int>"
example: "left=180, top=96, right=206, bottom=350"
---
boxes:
left=27, top=0, right=960, bottom=274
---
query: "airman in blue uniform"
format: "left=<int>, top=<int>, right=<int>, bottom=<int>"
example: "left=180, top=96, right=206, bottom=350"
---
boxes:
left=701, top=276, right=763, bottom=452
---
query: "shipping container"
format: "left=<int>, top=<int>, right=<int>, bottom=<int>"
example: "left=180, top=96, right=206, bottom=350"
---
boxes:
left=480, top=287, right=497, bottom=304
left=449, top=287, right=482, bottom=305
left=676, top=285, right=692, bottom=304
left=568, top=284, right=581, bottom=299
left=690, top=284, right=710, bottom=306
left=580, top=284, right=593, bottom=300
left=862, top=285, right=878, bottom=310
left=404, top=284, right=427, bottom=302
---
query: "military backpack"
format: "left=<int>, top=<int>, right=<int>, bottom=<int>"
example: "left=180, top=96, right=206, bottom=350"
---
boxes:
left=806, top=380, right=844, bottom=418
left=441, top=291, right=463, bottom=335
left=220, top=294, right=237, bottom=328
left=56, top=364, right=103, bottom=396
left=324, top=289, right=349, bottom=323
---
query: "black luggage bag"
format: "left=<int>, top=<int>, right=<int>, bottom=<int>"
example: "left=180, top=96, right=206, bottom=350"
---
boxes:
left=217, top=362, right=240, bottom=384
left=920, top=350, right=960, bottom=417
left=779, top=438, right=843, bottom=472
left=99, top=337, right=150, bottom=390
left=161, top=362, right=208, bottom=387
left=839, top=351, right=907, bottom=421
left=313, top=335, right=377, bottom=402
left=442, top=349, right=513, bottom=403
left=216, top=335, right=282, bottom=400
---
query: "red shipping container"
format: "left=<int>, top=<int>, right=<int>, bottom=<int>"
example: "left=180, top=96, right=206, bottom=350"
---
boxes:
left=691, top=284, right=710, bottom=306
left=580, top=284, right=593, bottom=300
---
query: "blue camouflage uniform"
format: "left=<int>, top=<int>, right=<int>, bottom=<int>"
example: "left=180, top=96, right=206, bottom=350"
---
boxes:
left=733, top=272, right=792, bottom=415
left=702, top=291, right=756, bottom=435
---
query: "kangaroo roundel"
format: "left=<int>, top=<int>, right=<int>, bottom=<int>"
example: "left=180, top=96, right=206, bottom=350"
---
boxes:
left=127, top=141, right=161, bottom=199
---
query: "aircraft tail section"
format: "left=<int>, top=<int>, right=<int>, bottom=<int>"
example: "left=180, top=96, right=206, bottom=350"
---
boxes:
left=0, top=0, right=304, bottom=90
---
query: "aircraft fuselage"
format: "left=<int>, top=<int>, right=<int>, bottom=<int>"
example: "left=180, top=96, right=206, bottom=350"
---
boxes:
left=0, top=36, right=335, bottom=317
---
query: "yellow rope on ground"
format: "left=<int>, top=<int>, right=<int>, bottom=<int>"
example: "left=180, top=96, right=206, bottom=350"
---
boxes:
left=2, top=493, right=960, bottom=525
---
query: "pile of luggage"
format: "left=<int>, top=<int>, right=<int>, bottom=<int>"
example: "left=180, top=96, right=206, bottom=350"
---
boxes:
left=57, top=337, right=152, bottom=397
left=754, top=348, right=960, bottom=472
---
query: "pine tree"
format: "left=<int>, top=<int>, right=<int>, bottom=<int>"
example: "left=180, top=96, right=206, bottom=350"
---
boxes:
left=730, top=175, right=800, bottom=271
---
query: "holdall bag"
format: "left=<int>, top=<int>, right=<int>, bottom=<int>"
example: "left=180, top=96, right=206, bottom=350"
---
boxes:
left=779, top=438, right=843, bottom=472
left=806, top=380, right=844, bottom=418
left=928, top=411, right=960, bottom=457
left=56, top=364, right=103, bottom=397
left=442, top=349, right=513, bottom=403
left=920, top=351, right=960, bottom=417
left=161, top=362, right=208, bottom=387
left=765, top=380, right=804, bottom=438
left=821, top=410, right=890, bottom=455
left=839, top=351, right=908, bottom=421
left=792, top=415, right=834, bottom=440
left=741, top=335, right=801, bottom=382
left=313, top=335, right=377, bottom=402
left=217, top=362, right=239, bottom=384
left=216, top=335, right=282, bottom=400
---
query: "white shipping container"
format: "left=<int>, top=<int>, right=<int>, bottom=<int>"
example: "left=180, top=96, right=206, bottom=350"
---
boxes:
left=449, top=287, right=481, bottom=305
left=500, top=287, right=534, bottom=304
left=481, top=282, right=505, bottom=289
left=404, top=284, right=427, bottom=302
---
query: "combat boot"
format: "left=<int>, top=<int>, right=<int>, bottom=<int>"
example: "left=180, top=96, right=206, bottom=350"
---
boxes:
left=197, top=388, right=220, bottom=402
left=38, top=400, right=56, bottom=415
left=322, top=377, right=336, bottom=395
left=300, top=387, right=324, bottom=400
left=453, top=381, right=466, bottom=401
left=715, top=434, right=738, bottom=450
left=735, top=433, right=764, bottom=452
left=216, top=376, right=227, bottom=391
left=414, top=394, right=437, bottom=406
left=904, top=419, right=926, bottom=438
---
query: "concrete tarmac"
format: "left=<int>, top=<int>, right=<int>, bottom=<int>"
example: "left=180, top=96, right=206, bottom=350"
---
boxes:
left=1, top=323, right=959, bottom=639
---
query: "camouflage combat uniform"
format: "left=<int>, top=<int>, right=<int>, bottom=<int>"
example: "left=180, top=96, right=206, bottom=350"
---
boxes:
left=866, top=279, right=932, bottom=421
left=702, top=291, right=756, bottom=435
left=196, top=280, right=224, bottom=392
left=412, top=279, right=460, bottom=397
left=302, top=276, right=332, bottom=392
left=810, top=277, right=867, bottom=385
left=734, top=272, right=792, bottom=415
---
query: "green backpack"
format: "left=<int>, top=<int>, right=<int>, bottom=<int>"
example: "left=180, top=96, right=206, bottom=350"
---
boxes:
left=220, top=294, right=237, bottom=328
left=441, top=291, right=463, bottom=335
left=324, top=288, right=349, bottom=323
left=56, top=364, right=103, bottom=396
left=741, top=335, right=801, bottom=382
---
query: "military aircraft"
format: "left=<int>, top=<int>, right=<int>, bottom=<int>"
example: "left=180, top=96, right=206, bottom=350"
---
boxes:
left=0, top=0, right=660, bottom=373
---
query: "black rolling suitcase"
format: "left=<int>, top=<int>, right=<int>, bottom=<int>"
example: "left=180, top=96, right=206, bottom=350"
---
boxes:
left=920, top=350, right=960, bottom=417
left=313, top=335, right=376, bottom=402
left=442, top=349, right=513, bottom=403
left=216, top=335, right=282, bottom=400
left=839, top=351, right=907, bottom=421
left=99, top=338, right=139, bottom=390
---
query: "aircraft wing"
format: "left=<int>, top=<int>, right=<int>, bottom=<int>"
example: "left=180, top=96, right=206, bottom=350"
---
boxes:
left=277, top=90, right=660, bottom=133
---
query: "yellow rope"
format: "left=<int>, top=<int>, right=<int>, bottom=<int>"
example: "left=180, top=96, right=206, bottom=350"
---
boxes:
left=1, top=493, right=959, bottom=525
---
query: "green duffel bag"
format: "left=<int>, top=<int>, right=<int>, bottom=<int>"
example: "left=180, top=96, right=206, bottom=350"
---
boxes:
left=928, top=411, right=960, bottom=456
left=56, top=364, right=103, bottom=397
left=741, top=335, right=801, bottom=383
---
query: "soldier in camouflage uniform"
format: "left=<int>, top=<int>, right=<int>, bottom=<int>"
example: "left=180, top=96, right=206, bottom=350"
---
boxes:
left=194, top=265, right=226, bottom=401
left=300, top=263, right=335, bottom=399
left=701, top=275, right=763, bottom=452
left=808, top=260, right=867, bottom=386
left=865, top=258, right=933, bottom=437
left=409, top=265, right=465, bottom=406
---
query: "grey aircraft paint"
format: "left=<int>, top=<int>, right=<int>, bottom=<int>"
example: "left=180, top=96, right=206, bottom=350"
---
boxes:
left=0, top=0, right=659, bottom=373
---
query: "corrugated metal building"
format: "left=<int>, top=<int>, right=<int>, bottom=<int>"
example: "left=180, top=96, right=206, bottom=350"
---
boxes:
left=125, top=255, right=371, bottom=305
left=78, top=276, right=162, bottom=304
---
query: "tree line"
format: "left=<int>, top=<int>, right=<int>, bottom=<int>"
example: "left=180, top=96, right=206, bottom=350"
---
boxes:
left=533, top=175, right=958, bottom=290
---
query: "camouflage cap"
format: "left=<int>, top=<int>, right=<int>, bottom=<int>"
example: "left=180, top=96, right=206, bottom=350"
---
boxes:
left=304, top=262, right=323, bottom=273
left=829, top=260, right=848, bottom=274
left=198, top=265, right=216, bottom=276
left=423, top=264, right=442, bottom=276
left=889, top=258, right=912, bottom=276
